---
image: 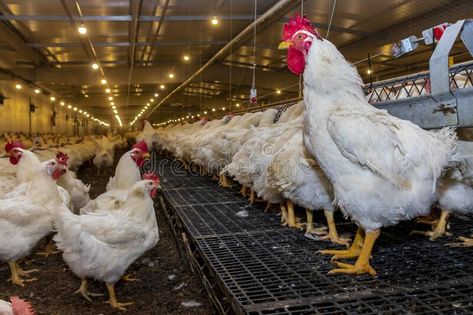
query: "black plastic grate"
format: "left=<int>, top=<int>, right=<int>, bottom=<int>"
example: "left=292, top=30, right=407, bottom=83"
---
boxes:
left=158, top=157, right=473, bottom=314
left=163, top=186, right=241, bottom=206
left=175, top=202, right=282, bottom=238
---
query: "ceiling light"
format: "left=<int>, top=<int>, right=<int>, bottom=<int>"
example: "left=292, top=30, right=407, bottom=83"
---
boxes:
left=15, top=84, right=21, bottom=90
left=60, top=101, right=65, bottom=106
left=106, top=88, right=111, bottom=93
left=183, top=55, right=190, bottom=61
left=110, top=102, right=114, bottom=105
left=197, top=114, right=200, bottom=116
left=108, top=96, right=113, bottom=101
left=210, top=16, right=219, bottom=25
left=112, top=106, right=116, bottom=109
left=146, top=103, right=150, bottom=106
left=91, top=63, right=99, bottom=70
left=50, top=96, right=56, bottom=101
left=113, top=110, right=117, bottom=114
left=84, top=94, right=89, bottom=98
left=168, top=73, right=174, bottom=79
left=83, top=111, right=87, bottom=115
left=236, top=103, right=240, bottom=107
left=86, top=114, right=90, bottom=117
left=154, top=93, right=159, bottom=97
left=212, top=108, right=216, bottom=112
left=367, top=69, right=372, bottom=74
left=73, top=107, right=77, bottom=111
left=150, top=98, right=154, bottom=102
left=160, top=84, right=165, bottom=89
left=67, top=105, right=72, bottom=109
left=78, top=25, right=87, bottom=35
left=100, top=79, right=107, bottom=85
left=204, top=111, right=207, bottom=114
left=276, top=89, right=281, bottom=94
left=222, top=107, right=226, bottom=110
left=79, top=109, right=83, bottom=113
left=34, top=88, right=41, bottom=94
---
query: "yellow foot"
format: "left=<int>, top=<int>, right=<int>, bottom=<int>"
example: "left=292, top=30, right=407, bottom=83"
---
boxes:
left=319, top=234, right=351, bottom=247
left=318, top=247, right=362, bottom=261
left=8, top=276, right=38, bottom=287
left=416, top=218, right=438, bottom=225
left=36, top=243, right=60, bottom=257
left=447, top=236, right=473, bottom=247
left=329, top=261, right=377, bottom=276
left=122, top=274, right=139, bottom=282
left=306, top=226, right=328, bottom=236
left=75, top=279, right=104, bottom=302
left=410, top=229, right=452, bottom=240
left=16, top=265, right=39, bottom=277
left=104, top=300, right=134, bottom=311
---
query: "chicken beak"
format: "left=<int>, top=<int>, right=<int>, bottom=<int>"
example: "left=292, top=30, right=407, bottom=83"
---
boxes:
left=278, top=40, right=293, bottom=50
left=143, top=152, right=151, bottom=159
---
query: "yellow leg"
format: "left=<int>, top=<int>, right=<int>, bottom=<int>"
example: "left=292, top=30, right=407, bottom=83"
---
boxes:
left=75, top=278, right=104, bottom=302
left=305, top=209, right=327, bottom=236
left=286, top=200, right=303, bottom=229
left=240, top=186, right=248, bottom=197
left=249, top=189, right=255, bottom=204
left=319, top=228, right=364, bottom=261
left=104, top=282, right=134, bottom=311
left=221, top=173, right=232, bottom=188
left=411, top=210, right=451, bottom=240
left=7, top=261, right=37, bottom=287
left=264, top=202, right=272, bottom=213
left=329, top=229, right=380, bottom=276
left=280, top=202, right=288, bottom=225
left=36, top=238, right=60, bottom=257
left=319, top=210, right=351, bottom=247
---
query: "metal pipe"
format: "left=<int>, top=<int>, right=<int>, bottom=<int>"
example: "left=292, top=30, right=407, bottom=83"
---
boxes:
left=146, top=0, right=295, bottom=118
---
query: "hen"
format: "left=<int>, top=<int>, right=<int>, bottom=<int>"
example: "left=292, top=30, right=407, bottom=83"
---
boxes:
left=80, top=141, right=150, bottom=214
left=0, top=158, right=68, bottom=286
left=279, top=14, right=456, bottom=275
left=54, top=174, right=160, bottom=311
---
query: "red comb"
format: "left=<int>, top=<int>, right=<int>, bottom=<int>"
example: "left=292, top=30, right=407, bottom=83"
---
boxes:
left=10, top=296, right=36, bottom=315
left=132, top=140, right=149, bottom=153
left=282, top=14, right=321, bottom=40
left=5, top=141, right=24, bottom=153
left=56, top=151, right=69, bottom=166
left=143, top=172, right=160, bottom=184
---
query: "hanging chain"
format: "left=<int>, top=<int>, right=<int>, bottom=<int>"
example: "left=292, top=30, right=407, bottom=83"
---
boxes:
left=326, top=0, right=337, bottom=39
left=298, top=0, right=304, bottom=98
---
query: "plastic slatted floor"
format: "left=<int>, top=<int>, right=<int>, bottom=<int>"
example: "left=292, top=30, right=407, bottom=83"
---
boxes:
left=159, top=162, right=473, bottom=314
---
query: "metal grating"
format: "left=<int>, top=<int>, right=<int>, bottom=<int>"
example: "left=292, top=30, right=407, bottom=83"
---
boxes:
left=158, top=157, right=473, bottom=314
left=365, top=61, right=473, bottom=104
left=175, top=202, right=281, bottom=238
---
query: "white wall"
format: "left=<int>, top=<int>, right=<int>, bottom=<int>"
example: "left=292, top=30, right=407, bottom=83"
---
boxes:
left=0, top=80, right=96, bottom=135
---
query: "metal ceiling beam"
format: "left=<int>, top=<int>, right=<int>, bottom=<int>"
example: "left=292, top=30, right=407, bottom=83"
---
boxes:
left=0, top=15, right=368, bottom=36
left=146, top=0, right=299, bottom=117
left=0, top=21, right=48, bottom=65
left=28, top=40, right=228, bottom=48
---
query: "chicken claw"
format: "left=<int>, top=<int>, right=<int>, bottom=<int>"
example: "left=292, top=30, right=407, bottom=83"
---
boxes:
left=8, top=261, right=37, bottom=287
left=329, top=261, right=377, bottom=276
left=75, top=279, right=104, bottom=302
left=105, top=282, right=134, bottom=311
left=447, top=236, right=473, bottom=247
left=15, top=263, right=39, bottom=277
left=319, top=234, right=351, bottom=247
left=36, top=241, right=60, bottom=257
left=122, top=273, right=139, bottom=282
left=411, top=210, right=451, bottom=241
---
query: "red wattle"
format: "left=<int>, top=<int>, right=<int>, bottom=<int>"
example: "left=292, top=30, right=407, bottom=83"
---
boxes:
left=287, top=47, right=306, bottom=75
left=9, top=156, right=19, bottom=165
left=150, top=188, right=157, bottom=198
left=52, top=168, right=66, bottom=180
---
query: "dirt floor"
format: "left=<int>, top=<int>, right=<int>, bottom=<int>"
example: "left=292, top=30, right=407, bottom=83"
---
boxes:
left=0, top=149, right=216, bottom=314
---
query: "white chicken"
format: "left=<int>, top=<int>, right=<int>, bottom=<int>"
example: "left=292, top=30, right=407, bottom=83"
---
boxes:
left=267, top=130, right=349, bottom=245
left=80, top=141, right=150, bottom=214
left=278, top=14, right=456, bottom=275
left=412, top=141, right=473, bottom=241
left=0, top=158, right=69, bottom=286
left=54, top=174, right=160, bottom=311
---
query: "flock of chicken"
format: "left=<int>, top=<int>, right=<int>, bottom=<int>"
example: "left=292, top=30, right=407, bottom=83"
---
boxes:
left=0, top=133, right=159, bottom=311
left=153, top=14, right=473, bottom=277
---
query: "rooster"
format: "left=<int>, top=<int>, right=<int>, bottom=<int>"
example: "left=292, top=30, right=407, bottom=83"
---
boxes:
left=80, top=141, right=150, bottom=214
left=279, top=14, right=456, bottom=275
left=0, top=158, right=68, bottom=286
left=54, top=173, right=160, bottom=311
